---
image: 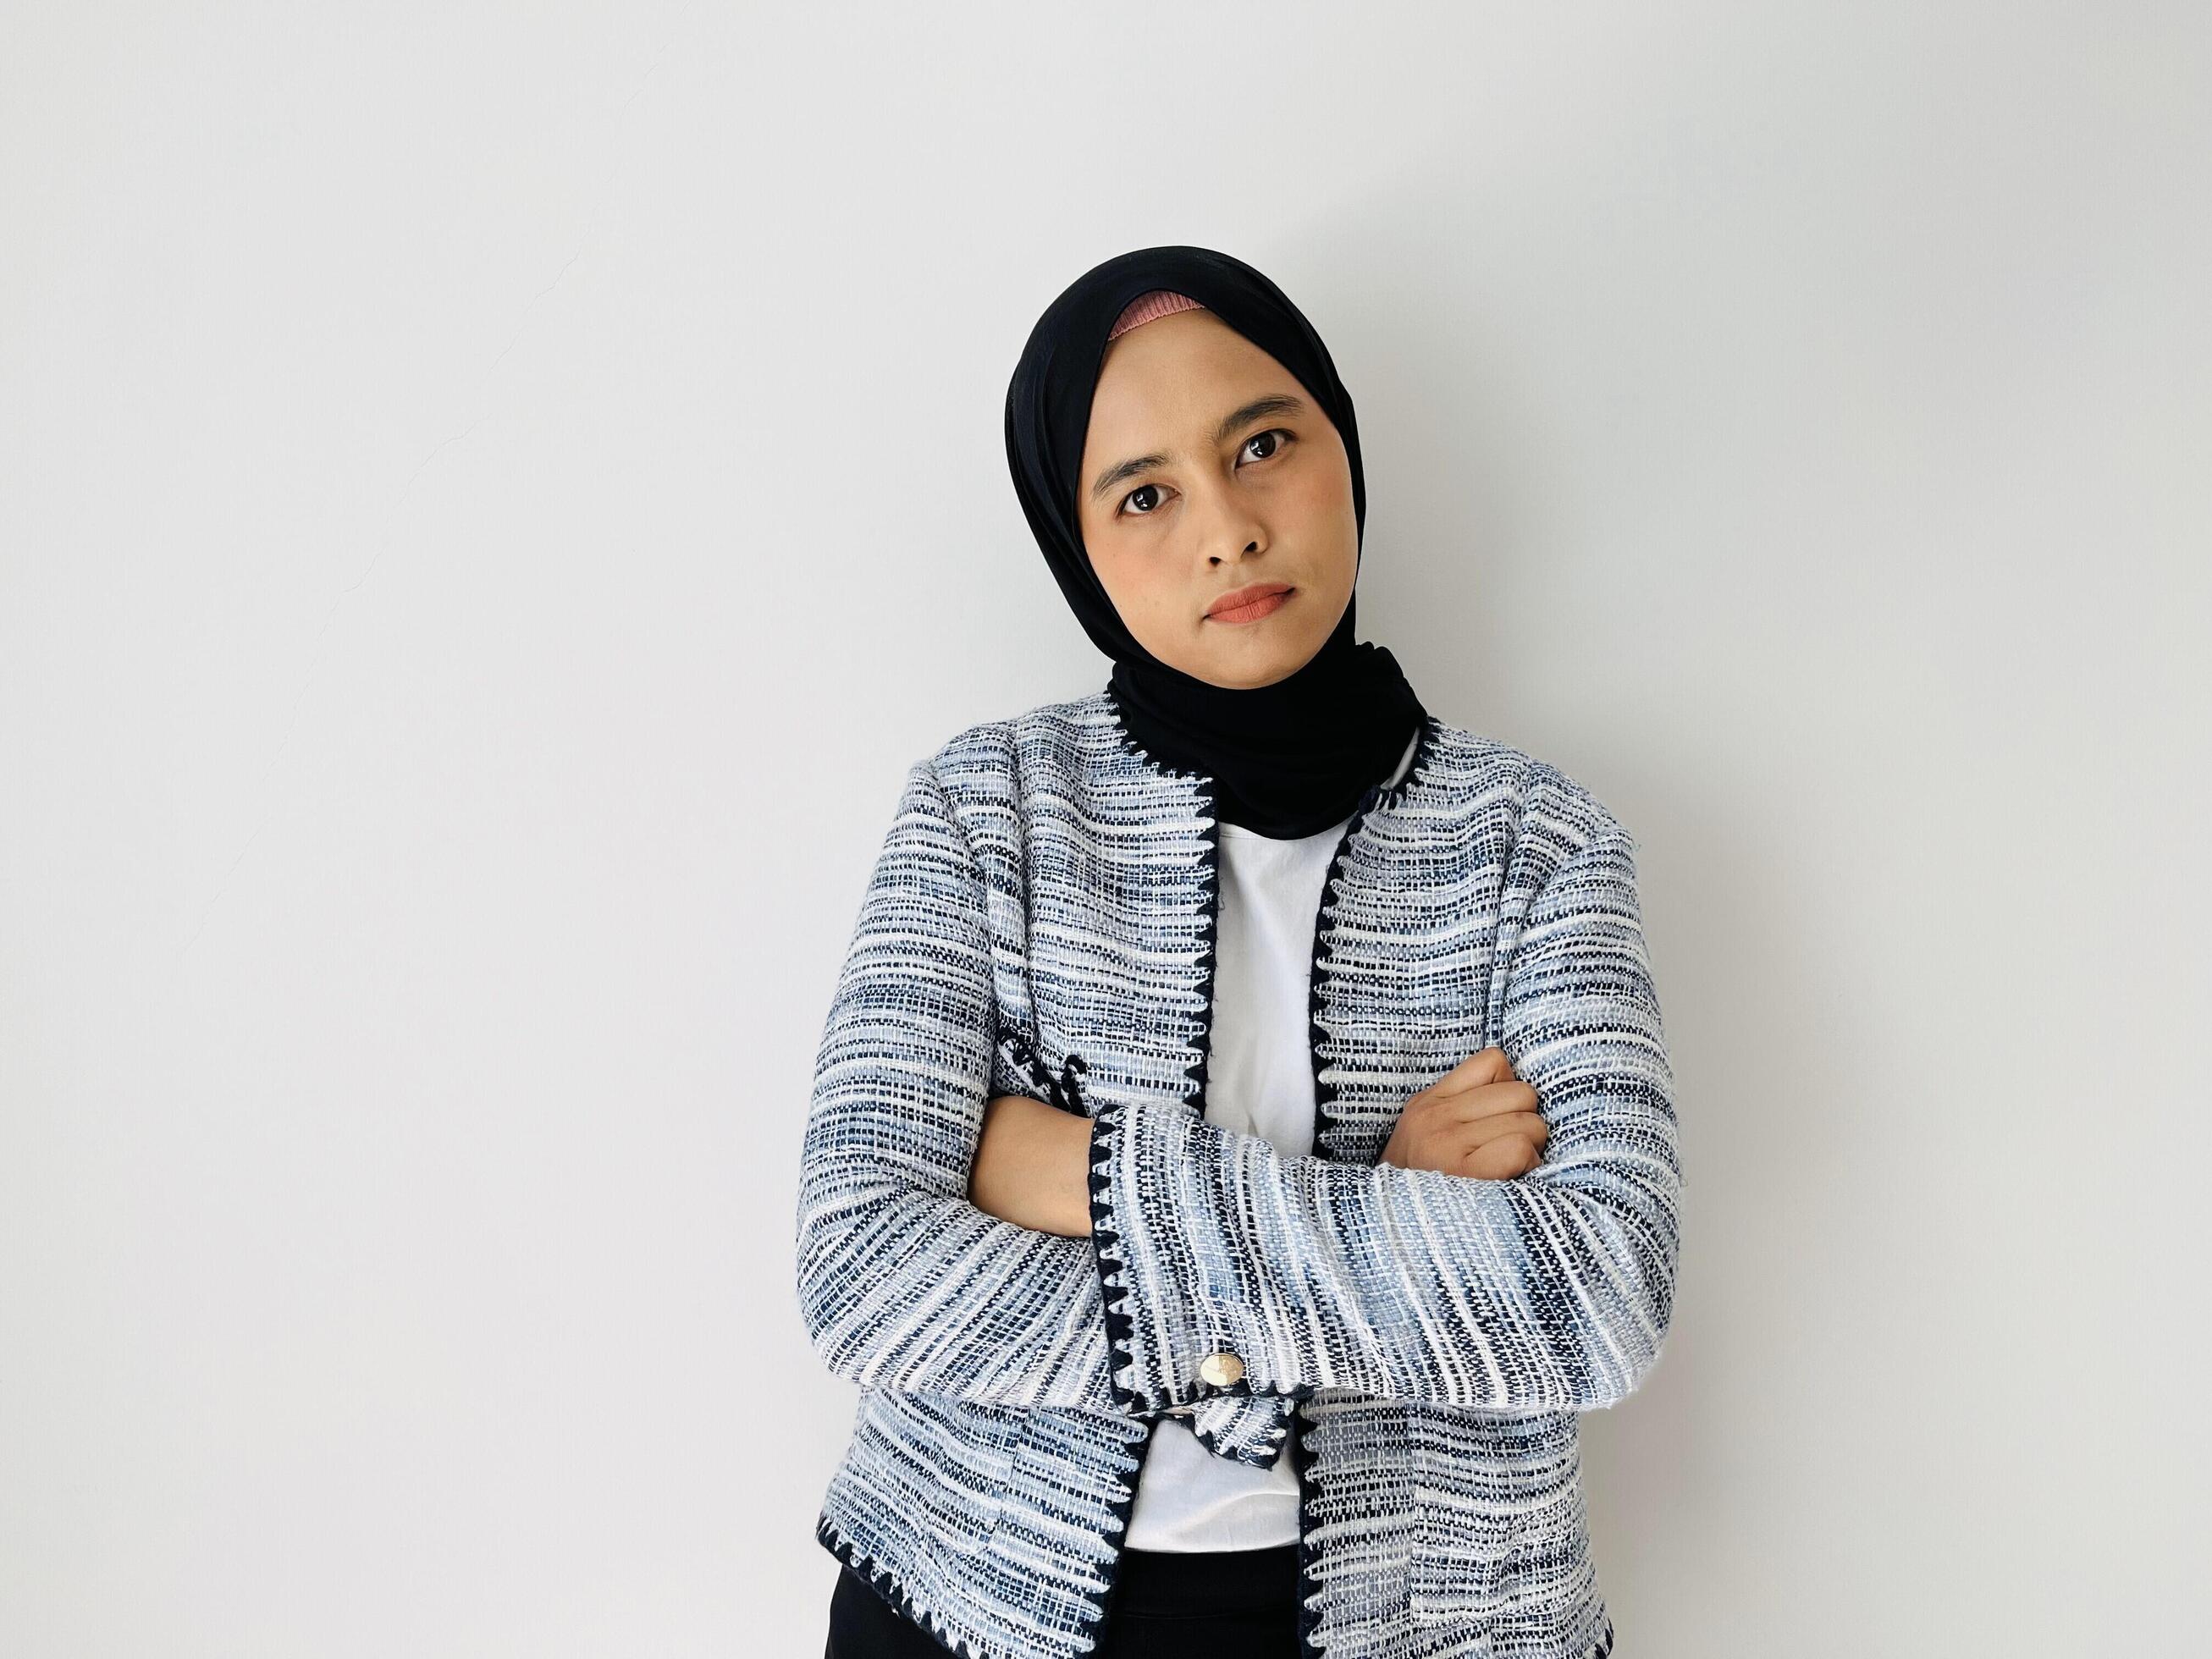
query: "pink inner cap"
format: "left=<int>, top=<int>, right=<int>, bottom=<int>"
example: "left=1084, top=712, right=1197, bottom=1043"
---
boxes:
left=1106, top=289, right=1209, bottom=341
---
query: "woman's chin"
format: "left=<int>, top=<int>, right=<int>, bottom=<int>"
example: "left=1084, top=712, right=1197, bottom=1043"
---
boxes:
left=1182, top=636, right=1327, bottom=691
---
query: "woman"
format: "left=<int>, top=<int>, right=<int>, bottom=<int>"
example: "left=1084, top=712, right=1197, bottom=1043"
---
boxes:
left=797, top=245, right=1682, bottom=1659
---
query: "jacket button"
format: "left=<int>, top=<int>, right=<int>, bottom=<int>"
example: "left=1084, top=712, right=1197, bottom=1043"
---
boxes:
left=1198, top=1351, right=1244, bottom=1387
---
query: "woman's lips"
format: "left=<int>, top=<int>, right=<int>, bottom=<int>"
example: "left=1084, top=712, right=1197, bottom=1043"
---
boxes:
left=1206, top=587, right=1293, bottom=625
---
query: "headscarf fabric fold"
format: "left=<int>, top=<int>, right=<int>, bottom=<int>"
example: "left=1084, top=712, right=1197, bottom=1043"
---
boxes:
left=1004, top=245, right=1427, bottom=838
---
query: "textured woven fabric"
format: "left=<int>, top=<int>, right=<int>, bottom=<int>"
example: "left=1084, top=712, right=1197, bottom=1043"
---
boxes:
left=794, top=687, right=1681, bottom=1659
left=1125, top=728, right=1416, bottom=1551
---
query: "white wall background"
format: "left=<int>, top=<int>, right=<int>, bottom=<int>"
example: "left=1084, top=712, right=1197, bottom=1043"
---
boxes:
left=4, top=3, right=2207, bottom=1653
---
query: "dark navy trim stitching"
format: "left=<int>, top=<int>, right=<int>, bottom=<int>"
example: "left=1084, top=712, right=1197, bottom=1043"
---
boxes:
left=817, top=1514, right=985, bottom=1659
left=1293, top=710, right=1446, bottom=1654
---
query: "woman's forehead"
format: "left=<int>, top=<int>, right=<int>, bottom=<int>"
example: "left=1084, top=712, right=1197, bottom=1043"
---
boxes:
left=1093, top=311, right=1300, bottom=415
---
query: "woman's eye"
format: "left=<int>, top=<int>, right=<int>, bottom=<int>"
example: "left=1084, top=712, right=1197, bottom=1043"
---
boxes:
left=1117, top=432, right=1292, bottom=517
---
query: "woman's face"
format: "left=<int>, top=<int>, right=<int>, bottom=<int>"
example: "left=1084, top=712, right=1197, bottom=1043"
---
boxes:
left=1076, top=309, right=1359, bottom=690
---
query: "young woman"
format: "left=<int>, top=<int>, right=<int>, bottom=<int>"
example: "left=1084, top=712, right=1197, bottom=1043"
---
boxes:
left=797, top=245, right=1682, bottom=1659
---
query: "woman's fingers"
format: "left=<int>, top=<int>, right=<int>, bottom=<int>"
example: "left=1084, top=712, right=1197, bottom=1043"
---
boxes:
left=1382, top=1051, right=1547, bottom=1177
left=1454, top=1108, right=1548, bottom=1150
left=1459, top=1133, right=1541, bottom=1179
left=1421, top=1046, right=1514, bottom=1099
left=1445, top=1080, right=1541, bottom=1123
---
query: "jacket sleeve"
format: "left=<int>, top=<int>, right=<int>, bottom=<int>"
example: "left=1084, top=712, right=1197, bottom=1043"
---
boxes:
left=1085, top=826, right=1683, bottom=1415
left=793, top=758, right=1135, bottom=1414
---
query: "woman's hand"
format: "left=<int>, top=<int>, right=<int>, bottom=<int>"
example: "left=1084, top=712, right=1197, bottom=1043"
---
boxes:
left=1382, top=1046, right=1547, bottom=1177
left=969, top=1091, right=1094, bottom=1237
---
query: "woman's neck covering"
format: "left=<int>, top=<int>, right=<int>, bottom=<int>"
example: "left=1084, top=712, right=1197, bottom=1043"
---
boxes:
left=1004, top=245, right=1428, bottom=839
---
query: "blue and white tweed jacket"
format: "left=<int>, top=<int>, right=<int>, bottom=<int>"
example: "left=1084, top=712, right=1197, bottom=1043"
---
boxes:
left=795, top=688, right=1682, bottom=1659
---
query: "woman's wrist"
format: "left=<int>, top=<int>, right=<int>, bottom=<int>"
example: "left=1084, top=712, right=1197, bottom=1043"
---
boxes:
left=970, top=1092, right=1094, bottom=1237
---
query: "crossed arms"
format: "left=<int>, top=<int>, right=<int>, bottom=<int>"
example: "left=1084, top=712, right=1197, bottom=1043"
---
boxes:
left=792, top=760, right=1683, bottom=1419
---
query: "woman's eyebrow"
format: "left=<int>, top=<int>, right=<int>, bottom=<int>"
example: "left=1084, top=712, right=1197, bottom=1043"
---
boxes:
left=1086, top=394, right=1310, bottom=502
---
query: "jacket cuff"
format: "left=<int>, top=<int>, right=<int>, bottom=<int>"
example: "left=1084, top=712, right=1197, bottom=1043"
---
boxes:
left=1186, top=1393, right=1298, bottom=1469
left=1086, top=1094, right=1305, bottom=1415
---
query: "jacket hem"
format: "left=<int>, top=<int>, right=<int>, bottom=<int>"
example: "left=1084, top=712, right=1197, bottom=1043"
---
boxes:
left=816, top=1515, right=981, bottom=1659
left=1291, top=1401, right=1326, bottom=1659
left=815, top=1431, right=1165, bottom=1659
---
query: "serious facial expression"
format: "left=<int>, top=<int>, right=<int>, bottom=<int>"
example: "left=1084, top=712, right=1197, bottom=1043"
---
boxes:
left=1076, top=308, right=1360, bottom=690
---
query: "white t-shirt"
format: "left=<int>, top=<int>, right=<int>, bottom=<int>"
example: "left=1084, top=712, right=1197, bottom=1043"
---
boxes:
left=1122, top=727, right=1422, bottom=1552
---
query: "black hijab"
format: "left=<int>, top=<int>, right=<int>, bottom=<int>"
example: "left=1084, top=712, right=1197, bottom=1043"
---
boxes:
left=1004, top=245, right=1429, bottom=839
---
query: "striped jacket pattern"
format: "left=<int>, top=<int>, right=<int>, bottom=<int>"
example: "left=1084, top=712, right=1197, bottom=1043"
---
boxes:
left=794, top=687, right=1682, bottom=1659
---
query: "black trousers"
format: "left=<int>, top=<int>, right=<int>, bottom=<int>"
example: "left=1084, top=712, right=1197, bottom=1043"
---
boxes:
left=825, top=1543, right=1302, bottom=1657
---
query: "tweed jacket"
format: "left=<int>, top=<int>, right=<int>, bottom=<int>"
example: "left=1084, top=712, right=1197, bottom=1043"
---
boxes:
left=794, top=688, right=1682, bottom=1659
